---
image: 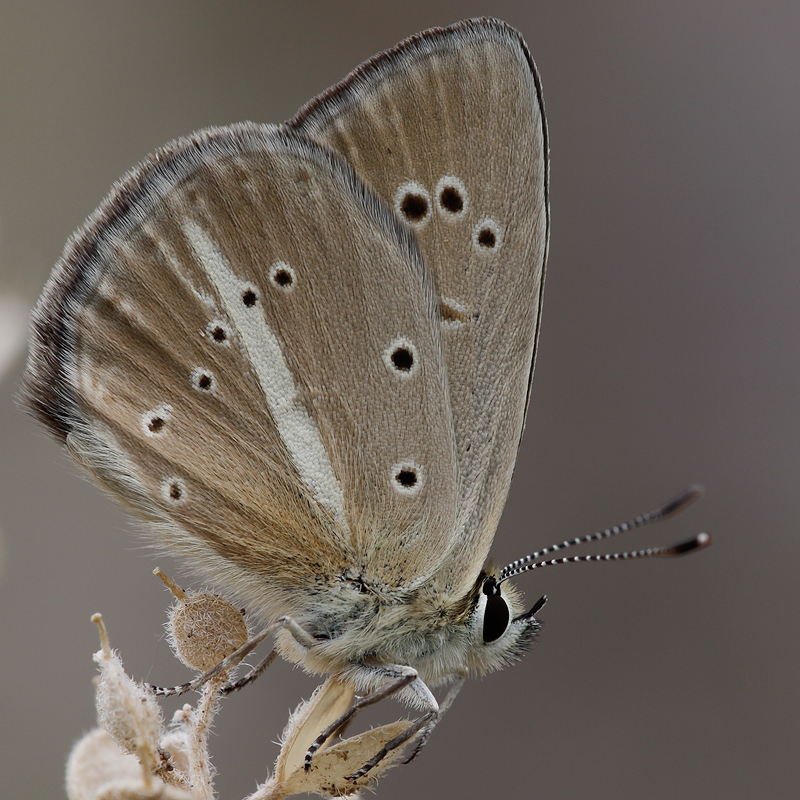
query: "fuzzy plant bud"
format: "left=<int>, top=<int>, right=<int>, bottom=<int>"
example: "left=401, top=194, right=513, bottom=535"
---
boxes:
left=66, top=728, right=192, bottom=800
left=66, top=728, right=141, bottom=800
left=156, top=568, right=248, bottom=672
left=92, top=614, right=164, bottom=774
left=281, top=720, right=411, bottom=798
left=159, top=725, right=191, bottom=777
left=94, top=780, right=194, bottom=800
left=269, top=677, right=413, bottom=798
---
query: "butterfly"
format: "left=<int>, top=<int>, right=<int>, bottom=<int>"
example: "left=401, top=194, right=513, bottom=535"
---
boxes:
left=24, top=17, right=708, bottom=783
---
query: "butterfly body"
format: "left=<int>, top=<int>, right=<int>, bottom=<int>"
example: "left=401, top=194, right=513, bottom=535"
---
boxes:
left=25, top=19, right=547, bottom=720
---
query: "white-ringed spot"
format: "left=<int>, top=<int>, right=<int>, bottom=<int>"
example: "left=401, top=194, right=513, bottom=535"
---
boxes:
left=391, top=462, right=424, bottom=496
left=182, top=220, right=348, bottom=525
left=435, top=176, right=469, bottom=219
left=394, top=181, right=432, bottom=228
left=162, top=478, right=187, bottom=505
left=269, top=261, right=295, bottom=291
left=205, top=319, right=231, bottom=345
left=141, top=404, right=172, bottom=437
left=472, top=218, right=503, bottom=252
left=191, top=367, right=216, bottom=393
left=383, top=338, right=419, bottom=379
left=240, top=284, right=259, bottom=308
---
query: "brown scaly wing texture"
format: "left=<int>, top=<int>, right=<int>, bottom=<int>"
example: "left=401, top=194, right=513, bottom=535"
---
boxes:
left=24, top=124, right=459, bottom=619
left=291, top=18, right=549, bottom=597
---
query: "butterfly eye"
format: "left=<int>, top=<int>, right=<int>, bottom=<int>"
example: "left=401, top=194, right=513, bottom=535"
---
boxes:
left=482, top=579, right=511, bottom=644
left=483, top=593, right=510, bottom=643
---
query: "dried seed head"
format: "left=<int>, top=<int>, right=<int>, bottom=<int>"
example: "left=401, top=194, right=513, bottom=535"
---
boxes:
left=282, top=719, right=412, bottom=797
left=275, top=678, right=355, bottom=783
left=66, top=728, right=191, bottom=800
left=66, top=728, right=140, bottom=800
left=166, top=590, right=249, bottom=672
left=273, top=677, right=412, bottom=797
left=159, top=728, right=190, bottom=777
left=92, top=615, right=164, bottom=772
left=94, top=780, right=194, bottom=800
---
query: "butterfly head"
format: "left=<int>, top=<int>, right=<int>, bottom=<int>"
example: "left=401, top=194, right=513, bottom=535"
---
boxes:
left=457, top=570, right=545, bottom=676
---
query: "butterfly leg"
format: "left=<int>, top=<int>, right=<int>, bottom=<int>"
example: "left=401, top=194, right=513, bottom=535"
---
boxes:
left=402, top=673, right=466, bottom=764
left=345, top=709, right=437, bottom=781
left=220, top=648, right=278, bottom=694
left=344, top=671, right=466, bottom=780
left=303, top=663, right=437, bottom=772
left=222, top=612, right=325, bottom=693
left=151, top=615, right=310, bottom=697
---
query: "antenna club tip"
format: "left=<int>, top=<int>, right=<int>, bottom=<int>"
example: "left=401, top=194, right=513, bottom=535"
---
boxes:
left=660, top=484, right=705, bottom=519
left=684, top=484, right=705, bottom=505
left=670, top=531, right=712, bottom=556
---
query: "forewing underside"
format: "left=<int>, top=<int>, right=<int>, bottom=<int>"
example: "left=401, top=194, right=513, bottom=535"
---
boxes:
left=292, top=18, right=549, bottom=593
left=25, top=124, right=459, bottom=607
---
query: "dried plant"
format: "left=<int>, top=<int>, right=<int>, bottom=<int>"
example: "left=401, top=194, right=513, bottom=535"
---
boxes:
left=65, top=571, right=413, bottom=800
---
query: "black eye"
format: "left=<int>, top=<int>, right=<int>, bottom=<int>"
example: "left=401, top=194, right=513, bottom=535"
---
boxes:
left=483, top=592, right=511, bottom=644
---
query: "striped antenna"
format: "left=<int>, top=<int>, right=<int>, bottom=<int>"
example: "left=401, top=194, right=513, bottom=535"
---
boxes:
left=498, top=485, right=709, bottom=584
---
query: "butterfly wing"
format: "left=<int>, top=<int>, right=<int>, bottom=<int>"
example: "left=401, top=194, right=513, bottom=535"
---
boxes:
left=291, top=18, right=549, bottom=595
left=24, top=124, right=460, bottom=617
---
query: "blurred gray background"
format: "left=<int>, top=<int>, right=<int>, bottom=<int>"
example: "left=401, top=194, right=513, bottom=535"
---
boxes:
left=1, top=2, right=797, bottom=799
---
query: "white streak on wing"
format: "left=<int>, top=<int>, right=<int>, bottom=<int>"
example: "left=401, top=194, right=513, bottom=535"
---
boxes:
left=141, top=219, right=218, bottom=312
left=183, top=221, right=347, bottom=525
